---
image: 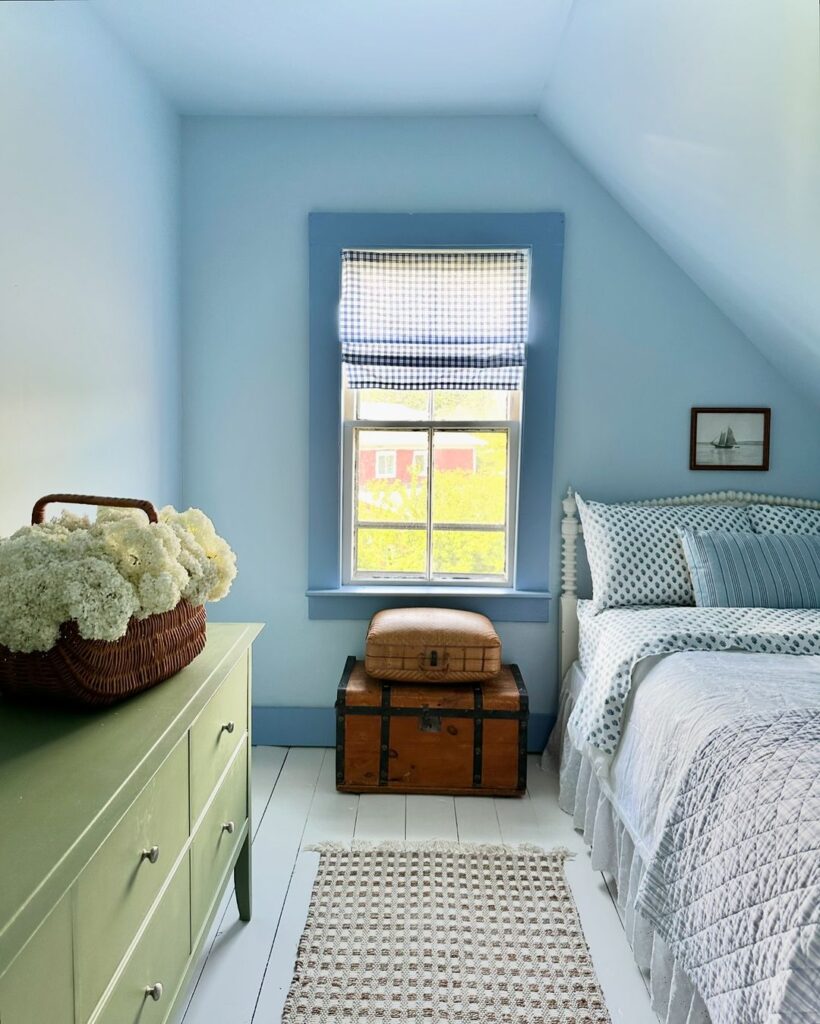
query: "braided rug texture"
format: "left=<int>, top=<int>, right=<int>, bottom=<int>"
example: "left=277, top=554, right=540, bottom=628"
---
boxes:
left=281, top=842, right=610, bottom=1023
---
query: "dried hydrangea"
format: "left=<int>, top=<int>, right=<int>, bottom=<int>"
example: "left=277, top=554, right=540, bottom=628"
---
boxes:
left=0, top=506, right=236, bottom=653
left=160, top=506, right=237, bottom=604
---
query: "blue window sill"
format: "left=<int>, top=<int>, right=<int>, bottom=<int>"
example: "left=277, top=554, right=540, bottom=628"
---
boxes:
left=306, top=586, right=550, bottom=622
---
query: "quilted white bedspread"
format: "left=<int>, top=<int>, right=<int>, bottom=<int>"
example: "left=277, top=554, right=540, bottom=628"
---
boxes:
left=635, top=688, right=820, bottom=1023
left=567, top=609, right=820, bottom=1023
left=609, top=651, right=820, bottom=862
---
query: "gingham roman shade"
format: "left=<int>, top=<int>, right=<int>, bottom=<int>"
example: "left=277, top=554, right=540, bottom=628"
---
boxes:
left=339, top=249, right=530, bottom=390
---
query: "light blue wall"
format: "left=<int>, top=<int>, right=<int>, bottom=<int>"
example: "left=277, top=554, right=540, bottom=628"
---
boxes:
left=180, top=115, right=820, bottom=725
left=0, top=3, right=180, bottom=535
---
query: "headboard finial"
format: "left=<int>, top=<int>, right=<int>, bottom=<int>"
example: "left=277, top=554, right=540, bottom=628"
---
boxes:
left=560, top=490, right=580, bottom=598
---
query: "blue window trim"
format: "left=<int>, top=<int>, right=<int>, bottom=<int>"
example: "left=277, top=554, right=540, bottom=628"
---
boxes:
left=307, top=212, right=565, bottom=623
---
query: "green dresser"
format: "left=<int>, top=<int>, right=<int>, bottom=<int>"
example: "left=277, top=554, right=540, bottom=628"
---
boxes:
left=0, top=623, right=262, bottom=1024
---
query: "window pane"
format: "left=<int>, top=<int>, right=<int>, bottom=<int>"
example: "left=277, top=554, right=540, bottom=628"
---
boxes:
left=431, top=431, right=507, bottom=526
left=356, top=527, right=426, bottom=575
left=432, top=530, right=506, bottom=576
left=357, top=389, right=429, bottom=421
left=356, top=430, right=428, bottom=524
left=432, top=391, right=511, bottom=421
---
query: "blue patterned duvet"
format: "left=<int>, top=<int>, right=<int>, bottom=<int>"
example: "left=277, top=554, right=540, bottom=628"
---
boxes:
left=568, top=603, right=820, bottom=757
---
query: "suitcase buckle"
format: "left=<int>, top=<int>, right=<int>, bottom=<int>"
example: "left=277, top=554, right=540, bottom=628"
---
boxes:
left=418, top=650, right=449, bottom=673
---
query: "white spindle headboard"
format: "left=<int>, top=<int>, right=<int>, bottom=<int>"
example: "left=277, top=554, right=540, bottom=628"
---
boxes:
left=559, top=487, right=820, bottom=679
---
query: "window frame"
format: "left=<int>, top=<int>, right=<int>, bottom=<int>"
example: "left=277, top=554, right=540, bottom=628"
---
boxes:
left=341, top=387, right=522, bottom=586
left=307, top=213, right=565, bottom=623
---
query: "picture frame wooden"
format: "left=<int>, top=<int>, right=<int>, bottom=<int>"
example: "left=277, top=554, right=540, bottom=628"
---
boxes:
left=689, top=407, right=771, bottom=471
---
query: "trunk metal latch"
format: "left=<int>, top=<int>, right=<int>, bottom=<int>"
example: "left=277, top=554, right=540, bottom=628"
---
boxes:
left=419, top=708, right=442, bottom=733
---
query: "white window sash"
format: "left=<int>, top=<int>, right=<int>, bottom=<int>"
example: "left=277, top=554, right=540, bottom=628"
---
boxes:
left=341, top=404, right=520, bottom=586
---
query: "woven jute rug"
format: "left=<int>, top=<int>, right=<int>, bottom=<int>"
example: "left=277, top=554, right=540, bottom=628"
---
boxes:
left=281, top=842, right=610, bottom=1023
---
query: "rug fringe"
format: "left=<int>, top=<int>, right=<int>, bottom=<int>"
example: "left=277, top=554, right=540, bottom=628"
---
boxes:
left=305, top=839, right=575, bottom=859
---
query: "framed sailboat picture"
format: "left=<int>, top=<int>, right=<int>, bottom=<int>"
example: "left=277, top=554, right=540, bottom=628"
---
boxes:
left=690, top=407, right=771, bottom=471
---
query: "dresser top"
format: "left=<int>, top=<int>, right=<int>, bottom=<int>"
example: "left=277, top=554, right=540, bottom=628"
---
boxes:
left=0, top=622, right=262, bottom=966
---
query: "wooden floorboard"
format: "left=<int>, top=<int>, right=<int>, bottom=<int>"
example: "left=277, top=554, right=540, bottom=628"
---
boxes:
left=175, top=746, right=658, bottom=1024
left=253, top=851, right=320, bottom=1020
left=353, top=792, right=406, bottom=840
left=300, top=749, right=358, bottom=849
left=405, top=794, right=458, bottom=841
left=176, top=746, right=289, bottom=1022
left=181, top=747, right=324, bottom=1024
left=564, top=858, right=657, bottom=1023
left=251, top=746, right=289, bottom=839
left=526, top=754, right=586, bottom=854
left=453, top=796, right=502, bottom=843
left=494, top=789, right=541, bottom=845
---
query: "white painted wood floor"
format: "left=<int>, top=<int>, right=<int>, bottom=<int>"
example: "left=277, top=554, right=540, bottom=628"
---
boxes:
left=175, top=747, right=657, bottom=1024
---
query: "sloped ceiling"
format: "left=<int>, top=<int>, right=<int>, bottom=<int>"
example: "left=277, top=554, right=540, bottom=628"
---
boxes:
left=90, top=0, right=574, bottom=115
left=538, top=0, right=820, bottom=405
left=91, top=0, right=820, bottom=403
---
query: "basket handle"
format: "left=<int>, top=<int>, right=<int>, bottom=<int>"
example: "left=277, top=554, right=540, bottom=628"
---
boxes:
left=31, top=494, right=159, bottom=525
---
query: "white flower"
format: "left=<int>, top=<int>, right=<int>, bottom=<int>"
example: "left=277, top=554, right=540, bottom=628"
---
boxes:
left=64, top=558, right=140, bottom=642
left=0, top=504, right=237, bottom=653
left=160, top=507, right=237, bottom=603
left=136, top=572, right=183, bottom=618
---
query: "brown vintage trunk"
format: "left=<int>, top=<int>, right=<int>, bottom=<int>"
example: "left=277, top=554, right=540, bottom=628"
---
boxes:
left=336, top=657, right=528, bottom=797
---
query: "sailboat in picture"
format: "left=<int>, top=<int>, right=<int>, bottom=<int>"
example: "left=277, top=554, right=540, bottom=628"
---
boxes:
left=712, top=425, right=740, bottom=449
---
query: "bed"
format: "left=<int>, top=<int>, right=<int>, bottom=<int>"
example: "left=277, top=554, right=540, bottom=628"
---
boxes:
left=548, top=489, right=820, bottom=1024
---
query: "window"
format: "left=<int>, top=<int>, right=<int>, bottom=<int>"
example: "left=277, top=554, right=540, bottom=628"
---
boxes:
left=340, top=249, right=528, bottom=585
left=374, top=449, right=397, bottom=479
left=307, top=213, right=564, bottom=623
left=343, top=388, right=522, bottom=582
left=410, top=449, right=428, bottom=475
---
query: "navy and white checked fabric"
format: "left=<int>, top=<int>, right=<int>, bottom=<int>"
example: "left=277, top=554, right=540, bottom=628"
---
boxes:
left=339, top=250, right=530, bottom=390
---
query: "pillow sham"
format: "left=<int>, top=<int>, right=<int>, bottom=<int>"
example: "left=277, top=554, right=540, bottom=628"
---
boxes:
left=679, top=527, right=820, bottom=609
left=576, top=496, right=752, bottom=613
left=746, top=504, right=820, bottom=535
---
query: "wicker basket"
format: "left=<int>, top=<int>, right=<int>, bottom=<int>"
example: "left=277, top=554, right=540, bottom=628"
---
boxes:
left=0, top=494, right=207, bottom=708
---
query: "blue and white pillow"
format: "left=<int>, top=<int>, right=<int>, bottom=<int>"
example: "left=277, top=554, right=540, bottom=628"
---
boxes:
left=747, top=504, right=820, bottom=535
left=576, top=497, right=752, bottom=612
left=679, top=528, right=820, bottom=609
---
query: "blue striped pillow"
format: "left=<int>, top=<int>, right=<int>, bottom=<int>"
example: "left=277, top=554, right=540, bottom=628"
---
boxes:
left=679, top=528, right=820, bottom=609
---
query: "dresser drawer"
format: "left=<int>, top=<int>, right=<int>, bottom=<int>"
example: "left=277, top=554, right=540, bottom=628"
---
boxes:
left=190, top=653, right=248, bottom=821
left=0, top=896, right=73, bottom=1024
left=190, top=742, right=248, bottom=941
left=76, top=738, right=189, bottom=1022
left=95, top=859, right=190, bottom=1024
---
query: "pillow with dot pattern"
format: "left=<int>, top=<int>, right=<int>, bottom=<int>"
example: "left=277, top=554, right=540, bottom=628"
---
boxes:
left=576, top=495, right=753, bottom=613
left=747, top=504, right=820, bottom=535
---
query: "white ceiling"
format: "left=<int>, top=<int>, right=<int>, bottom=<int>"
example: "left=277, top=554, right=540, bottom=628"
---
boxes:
left=91, top=0, right=575, bottom=115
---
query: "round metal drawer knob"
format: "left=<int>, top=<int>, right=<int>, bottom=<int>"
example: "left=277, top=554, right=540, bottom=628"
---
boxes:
left=222, top=820, right=235, bottom=835
left=222, top=721, right=236, bottom=734
left=141, top=845, right=160, bottom=864
left=145, top=982, right=163, bottom=1002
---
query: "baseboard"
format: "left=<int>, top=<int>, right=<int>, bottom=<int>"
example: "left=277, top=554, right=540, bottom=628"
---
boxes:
left=253, top=706, right=555, bottom=754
